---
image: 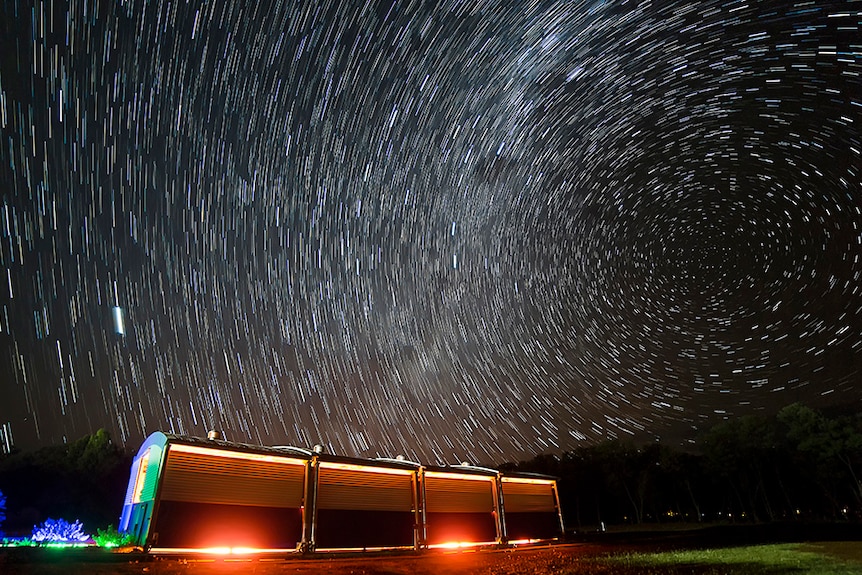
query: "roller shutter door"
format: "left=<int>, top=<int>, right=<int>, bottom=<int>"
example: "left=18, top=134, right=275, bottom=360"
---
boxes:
left=501, top=479, right=556, bottom=513
left=424, top=473, right=495, bottom=513
left=316, top=464, right=415, bottom=511
left=159, top=445, right=306, bottom=507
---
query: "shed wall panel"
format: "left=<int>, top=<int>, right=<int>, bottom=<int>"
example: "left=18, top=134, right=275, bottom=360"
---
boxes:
left=152, top=501, right=302, bottom=549
left=314, top=510, right=414, bottom=549
left=316, top=467, right=414, bottom=511
left=504, top=512, right=561, bottom=540
left=424, top=475, right=495, bottom=513
left=159, top=449, right=305, bottom=507
left=424, top=512, right=497, bottom=545
left=501, top=480, right=557, bottom=513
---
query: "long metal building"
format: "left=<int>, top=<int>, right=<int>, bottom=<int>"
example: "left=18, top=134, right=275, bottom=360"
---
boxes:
left=119, top=432, right=564, bottom=554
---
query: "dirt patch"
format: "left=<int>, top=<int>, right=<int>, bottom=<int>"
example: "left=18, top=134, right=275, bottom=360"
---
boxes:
left=2, top=544, right=608, bottom=575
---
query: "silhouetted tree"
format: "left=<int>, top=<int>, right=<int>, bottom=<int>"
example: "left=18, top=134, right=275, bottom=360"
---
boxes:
left=700, top=414, right=787, bottom=522
left=595, top=441, right=660, bottom=524
left=501, top=402, right=862, bottom=528
left=778, top=403, right=862, bottom=518
left=0, top=429, right=130, bottom=534
left=559, top=446, right=609, bottom=528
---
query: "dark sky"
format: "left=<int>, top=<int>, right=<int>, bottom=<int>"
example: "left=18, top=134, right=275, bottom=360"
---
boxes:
left=1, top=0, right=860, bottom=464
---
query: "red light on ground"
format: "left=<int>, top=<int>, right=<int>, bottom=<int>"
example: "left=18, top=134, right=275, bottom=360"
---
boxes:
left=428, top=541, right=490, bottom=550
left=150, top=546, right=295, bottom=555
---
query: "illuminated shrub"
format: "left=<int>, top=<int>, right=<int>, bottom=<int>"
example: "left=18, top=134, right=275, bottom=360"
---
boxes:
left=0, top=489, right=6, bottom=537
left=93, top=524, right=134, bottom=547
left=31, top=518, right=91, bottom=543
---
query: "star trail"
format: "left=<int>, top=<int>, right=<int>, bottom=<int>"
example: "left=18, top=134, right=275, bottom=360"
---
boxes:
left=1, top=0, right=861, bottom=464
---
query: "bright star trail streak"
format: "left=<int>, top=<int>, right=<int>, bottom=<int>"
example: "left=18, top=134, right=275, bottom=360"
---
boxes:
left=0, top=0, right=861, bottom=464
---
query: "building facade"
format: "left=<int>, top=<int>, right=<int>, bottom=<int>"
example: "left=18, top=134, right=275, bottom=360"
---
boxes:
left=119, top=432, right=564, bottom=554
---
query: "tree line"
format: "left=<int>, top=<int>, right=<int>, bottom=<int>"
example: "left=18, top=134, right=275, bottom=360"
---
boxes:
left=0, top=428, right=131, bottom=536
left=500, top=403, right=862, bottom=528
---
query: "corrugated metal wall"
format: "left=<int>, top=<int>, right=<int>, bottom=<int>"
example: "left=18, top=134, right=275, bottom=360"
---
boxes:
left=122, top=456, right=142, bottom=507
left=316, top=465, right=414, bottom=511
left=139, top=448, right=161, bottom=502
left=159, top=447, right=305, bottom=507
left=500, top=479, right=557, bottom=513
left=424, top=473, right=495, bottom=513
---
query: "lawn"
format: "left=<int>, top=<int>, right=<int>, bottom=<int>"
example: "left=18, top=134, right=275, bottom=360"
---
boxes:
left=603, top=543, right=862, bottom=574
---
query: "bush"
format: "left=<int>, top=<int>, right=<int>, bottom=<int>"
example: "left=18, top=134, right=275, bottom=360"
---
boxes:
left=0, top=488, right=6, bottom=537
left=93, top=524, right=134, bottom=547
left=31, top=518, right=90, bottom=543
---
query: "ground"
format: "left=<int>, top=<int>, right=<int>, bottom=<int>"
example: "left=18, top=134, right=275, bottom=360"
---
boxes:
left=2, top=526, right=862, bottom=574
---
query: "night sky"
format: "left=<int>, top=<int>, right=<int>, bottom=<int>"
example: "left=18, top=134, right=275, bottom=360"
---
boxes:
left=1, top=0, right=860, bottom=465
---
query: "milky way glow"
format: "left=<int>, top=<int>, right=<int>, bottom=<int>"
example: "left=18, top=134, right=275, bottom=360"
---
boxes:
left=0, top=0, right=860, bottom=463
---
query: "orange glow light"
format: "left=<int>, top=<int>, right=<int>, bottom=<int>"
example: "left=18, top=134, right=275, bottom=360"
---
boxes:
left=424, top=471, right=495, bottom=482
left=169, top=443, right=306, bottom=466
left=150, top=547, right=296, bottom=555
left=428, top=541, right=490, bottom=550
left=318, top=461, right=415, bottom=476
left=500, top=477, right=555, bottom=486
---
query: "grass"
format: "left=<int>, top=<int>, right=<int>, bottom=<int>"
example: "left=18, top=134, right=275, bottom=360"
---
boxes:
left=1, top=538, right=93, bottom=548
left=603, top=543, right=862, bottom=574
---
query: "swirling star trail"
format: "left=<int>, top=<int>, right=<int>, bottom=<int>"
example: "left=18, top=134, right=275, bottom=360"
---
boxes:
left=1, top=0, right=860, bottom=464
